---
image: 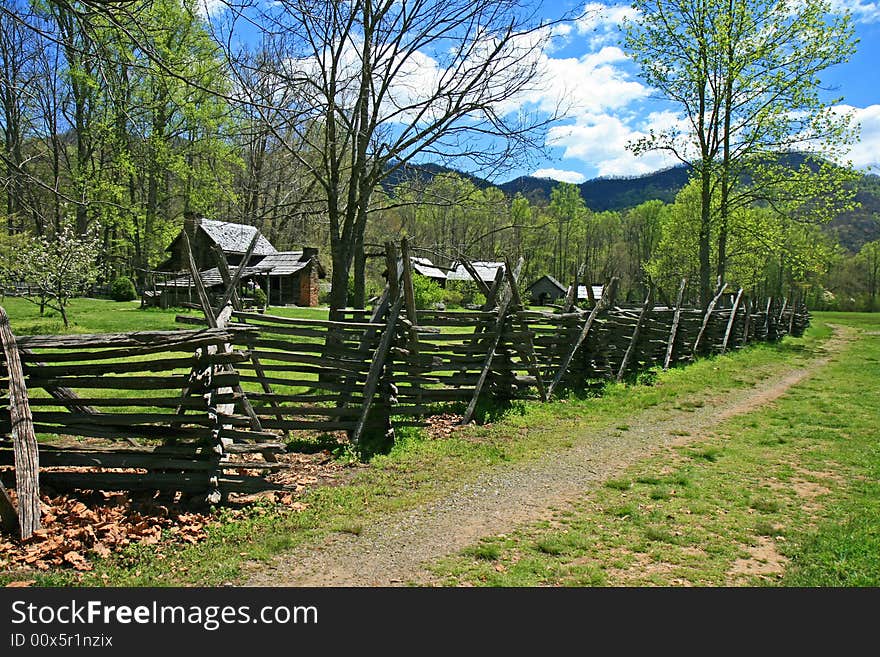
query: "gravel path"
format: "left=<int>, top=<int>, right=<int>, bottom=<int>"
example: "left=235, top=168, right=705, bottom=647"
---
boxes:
left=243, top=327, right=852, bottom=587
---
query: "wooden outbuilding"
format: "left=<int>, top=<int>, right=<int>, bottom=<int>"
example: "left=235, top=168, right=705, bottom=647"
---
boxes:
left=148, top=215, right=325, bottom=307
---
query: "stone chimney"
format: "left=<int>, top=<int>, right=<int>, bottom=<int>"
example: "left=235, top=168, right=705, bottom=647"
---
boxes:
left=301, top=247, right=318, bottom=261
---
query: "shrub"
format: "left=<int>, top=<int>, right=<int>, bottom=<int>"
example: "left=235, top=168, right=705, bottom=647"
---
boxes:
left=412, top=273, right=444, bottom=309
left=110, top=276, right=137, bottom=301
left=253, top=285, right=267, bottom=308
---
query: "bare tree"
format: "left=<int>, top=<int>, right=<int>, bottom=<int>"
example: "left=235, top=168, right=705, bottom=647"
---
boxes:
left=213, top=0, right=569, bottom=314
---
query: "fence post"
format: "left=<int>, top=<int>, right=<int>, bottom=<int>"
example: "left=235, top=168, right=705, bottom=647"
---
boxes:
left=547, top=277, right=618, bottom=397
left=616, top=286, right=653, bottom=382
left=0, top=305, right=41, bottom=540
left=503, top=257, right=547, bottom=401
left=663, top=278, right=687, bottom=371
left=741, top=296, right=752, bottom=346
left=721, top=288, right=744, bottom=354
left=693, top=283, right=728, bottom=356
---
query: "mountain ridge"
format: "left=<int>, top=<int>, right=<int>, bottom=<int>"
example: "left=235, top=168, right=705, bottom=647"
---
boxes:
left=387, top=159, right=878, bottom=252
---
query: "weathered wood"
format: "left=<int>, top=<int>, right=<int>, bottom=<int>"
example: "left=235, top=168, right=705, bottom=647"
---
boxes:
left=18, top=348, right=99, bottom=416
left=693, top=283, right=729, bottom=355
left=232, top=312, right=383, bottom=330
left=15, top=327, right=252, bottom=351
left=547, top=277, right=619, bottom=397
left=400, top=238, right=420, bottom=361
left=741, top=297, right=752, bottom=346
left=461, top=276, right=517, bottom=424
left=504, top=257, right=547, bottom=401
left=721, top=288, right=744, bottom=354
left=663, top=278, right=688, bottom=371
left=350, top=293, right=405, bottom=446
left=216, top=232, right=261, bottom=313
left=23, top=395, right=224, bottom=409
left=29, top=353, right=247, bottom=378
left=182, top=230, right=218, bottom=329
left=0, top=305, right=41, bottom=539
left=458, top=258, right=493, bottom=297
left=616, top=286, right=653, bottom=382
left=211, top=243, right=242, bottom=311
left=27, top=373, right=239, bottom=390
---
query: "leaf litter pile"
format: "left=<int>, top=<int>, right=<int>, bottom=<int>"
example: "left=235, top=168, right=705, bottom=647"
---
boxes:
left=2, top=414, right=460, bottom=581
left=1, top=449, right=346, bottom=578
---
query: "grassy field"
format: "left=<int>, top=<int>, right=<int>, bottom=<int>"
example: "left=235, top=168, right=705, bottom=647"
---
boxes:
left=0, top=297, right=873, bottom=586
left=0, top=296, right=330, bottom=335
left=428, top=312, right=880, bottom=586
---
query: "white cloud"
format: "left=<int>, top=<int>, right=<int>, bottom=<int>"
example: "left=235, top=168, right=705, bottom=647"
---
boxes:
left=531, top=168, right=587, bottom=183
left=829, top=0, right=880, bottom=23
left=509, top=46, right=647, bottom=118
left=574, top=3, right=639, bottom=48
left=195, top=0, right=228, bottom=18
left=833, top=104, right=880, bottom=170
left=547, top=111, right=682, bottom=177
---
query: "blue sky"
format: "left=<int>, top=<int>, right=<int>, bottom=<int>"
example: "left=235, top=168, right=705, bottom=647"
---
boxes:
left=509, top=0, right=880, bottom=184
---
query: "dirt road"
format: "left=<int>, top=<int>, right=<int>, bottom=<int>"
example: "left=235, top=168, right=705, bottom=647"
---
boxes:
left=243, top=327, right=852, bottom=587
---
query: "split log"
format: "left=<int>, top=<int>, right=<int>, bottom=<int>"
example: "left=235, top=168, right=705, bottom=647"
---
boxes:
left=721, top=288, right=744, bottom=354
left=0, top=305, right=40, bottom=540
left=663, top=278, right=687, bottom=371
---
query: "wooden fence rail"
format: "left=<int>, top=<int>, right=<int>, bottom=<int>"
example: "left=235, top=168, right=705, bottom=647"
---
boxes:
left=0, top=241, right=811, bottom=517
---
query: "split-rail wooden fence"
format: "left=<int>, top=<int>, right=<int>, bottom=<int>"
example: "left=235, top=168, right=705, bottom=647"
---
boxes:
left=0, top=237, right=809, bottom=539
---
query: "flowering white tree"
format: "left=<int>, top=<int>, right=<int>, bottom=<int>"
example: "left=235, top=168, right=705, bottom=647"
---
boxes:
left=17, top=225, right=100, bottom=328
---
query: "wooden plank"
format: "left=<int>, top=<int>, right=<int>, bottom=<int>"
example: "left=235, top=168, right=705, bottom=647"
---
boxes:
left=547, top=277, right=619, bottom=397
left=232, top=312, right=383, bottom=330
left=211, top=243, right=242, bottom=311
left=616, top=286, right=653, bottom=382
left=721, top=288, right=744, bottom=354
left=0, top=305, right=40, bottom=539
left=182, top=230, right=218, bottom=329
left=29, top=422, right=214, bottom=441
left=663, top=278, right=687, bottom=371
left=29, top=353, right=247, bottom=378
left=26, top=373, right=239, bottom=389
left=18, top=347, right=100, bottom=416
left=216, top=232, right=261, bottom=312
left=15, top=327, right=252, bottom=350
left=564, top=263, right=586, bottom=312
left=23, top=395, right=223, bottom=409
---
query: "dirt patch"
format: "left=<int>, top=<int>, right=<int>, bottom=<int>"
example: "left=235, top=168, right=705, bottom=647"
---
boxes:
left=242, top=326, right=855, bottom=587
left=729, top=537, right=788, bottom=583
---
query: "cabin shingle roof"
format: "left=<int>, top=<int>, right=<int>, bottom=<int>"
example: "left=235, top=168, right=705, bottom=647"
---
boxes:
left=197, top=219, right=277, bottom=255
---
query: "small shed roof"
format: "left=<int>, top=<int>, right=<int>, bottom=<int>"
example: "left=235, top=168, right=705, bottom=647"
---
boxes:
left=446, top=261, right=505, bottom=283
left=258, top=251, right=325, bottom=277
left=526, top=274, right=566, bottom=293
left=411, top=257, right=447, bottom=281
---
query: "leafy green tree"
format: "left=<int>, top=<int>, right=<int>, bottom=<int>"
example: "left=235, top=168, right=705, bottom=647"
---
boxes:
left=548, top=182, right=587, bottom=283
left=856, top=240, right=880, bottom=311
left=623, top=0, right=858, bottom=306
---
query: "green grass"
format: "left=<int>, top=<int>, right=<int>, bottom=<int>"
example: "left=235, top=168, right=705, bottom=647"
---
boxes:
left=428, top=312, right=880, bottom=587
left=2, top=303, right=877, bottom=587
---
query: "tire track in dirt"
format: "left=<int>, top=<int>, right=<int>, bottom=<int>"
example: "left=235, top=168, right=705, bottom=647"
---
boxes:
left=243, top=326, right=854, bottom=587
